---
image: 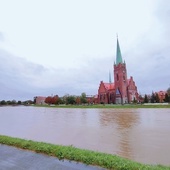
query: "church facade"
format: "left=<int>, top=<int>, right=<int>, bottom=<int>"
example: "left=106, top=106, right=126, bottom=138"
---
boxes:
left=97, top=38, right=139, bottom=104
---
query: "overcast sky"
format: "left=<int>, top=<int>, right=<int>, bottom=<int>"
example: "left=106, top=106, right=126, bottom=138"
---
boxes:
left=0, top=0, right=170, bottom=101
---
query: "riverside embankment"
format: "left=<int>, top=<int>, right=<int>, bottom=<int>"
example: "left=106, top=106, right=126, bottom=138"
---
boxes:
left=1, top=135, right=170, bottom=170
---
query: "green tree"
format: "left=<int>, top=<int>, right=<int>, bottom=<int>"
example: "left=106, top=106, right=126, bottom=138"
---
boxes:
left=7, top=100, right=12, bottom=105
left=167, top=87, right=170, bottom=96
left=0, top=100, right=6, bottom=105
left=80, top=92, right=87, bottom=104
left=17, top=101, right=22, bottom=105
left=164, top=93, right=169, bottom=102
left=151, top=92, right=155, bottom=103
left=57, top=97, right=65, bottom=104
left=138, top=95, right=143, bottom=103
left=11, top=100, right=17, bottom=105
left=62, top=94, right=69, bottom=104
left=66, top=95, right=76, bottom=104
left=33, top=96, right=37, bottom=104
left=144, top=94, right=148, bottom=103
left=155, top=93, right=160, bottom=103
left=133, top=97, right=137, bottom=104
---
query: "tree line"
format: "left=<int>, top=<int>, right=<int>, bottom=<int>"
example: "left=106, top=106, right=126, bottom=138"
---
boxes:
left=36, top=93, right=94, bottom=105
left=0, top=100, right=33, bottom=106
left=142, top=88, right=170, bottom=103
left=1, top=88, right=170, bottom=106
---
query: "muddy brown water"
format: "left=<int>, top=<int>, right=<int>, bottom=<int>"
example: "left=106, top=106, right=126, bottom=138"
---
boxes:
left=0, top=106, right=170, bottom=165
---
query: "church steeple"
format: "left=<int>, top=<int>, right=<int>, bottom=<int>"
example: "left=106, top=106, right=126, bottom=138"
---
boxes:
left=116, top=37, right=123, bottom=65
left=114, top=37, right=128, bottom=104
left=109, top=70, right=111, bottom=83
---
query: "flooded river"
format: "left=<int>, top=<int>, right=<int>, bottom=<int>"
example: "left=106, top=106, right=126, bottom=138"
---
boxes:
left=0, top=106, right=170, bottom=165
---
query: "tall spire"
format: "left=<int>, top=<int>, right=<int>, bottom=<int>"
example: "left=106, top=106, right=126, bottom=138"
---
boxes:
left=116, top=36, right=123, bottom=65
left=109, top=70, right=111, bottom=83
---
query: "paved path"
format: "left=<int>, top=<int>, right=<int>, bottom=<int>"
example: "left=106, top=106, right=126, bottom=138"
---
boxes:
left=0, top=144, right=105, bottom=170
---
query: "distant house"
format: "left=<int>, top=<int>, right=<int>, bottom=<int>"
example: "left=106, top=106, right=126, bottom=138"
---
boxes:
left=156, top=91, right=166, bottom=103
left=35, top=96, right=46, bottom=105
left=93, top=94, right=99, bottom=104
left=86, top=95, right=98, bottom=104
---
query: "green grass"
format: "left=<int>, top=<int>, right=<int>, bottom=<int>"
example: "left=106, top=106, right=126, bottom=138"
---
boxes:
left=35, top=103, right=170, bottom=109
left=0, top=135, right=170, bottom=170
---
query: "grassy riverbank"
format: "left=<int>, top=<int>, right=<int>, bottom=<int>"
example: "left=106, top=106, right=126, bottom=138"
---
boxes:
left=0, top=135, right=169, bottom=170
left=35, top=103, right=170, bottom=109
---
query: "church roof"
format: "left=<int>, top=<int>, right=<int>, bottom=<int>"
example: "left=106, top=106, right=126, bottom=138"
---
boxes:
left=103, top=82, right=115, bottom=90
left=127, top=79, right=130, bottom=85
left=116, top=38, right=123, bottom=65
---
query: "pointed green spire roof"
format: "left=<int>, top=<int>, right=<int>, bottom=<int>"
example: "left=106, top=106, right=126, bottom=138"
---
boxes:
left=116, top=37, right=123, bottom=65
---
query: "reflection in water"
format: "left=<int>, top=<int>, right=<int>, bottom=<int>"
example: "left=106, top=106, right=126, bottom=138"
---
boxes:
left=99, top=109, right=139, bottom=160
left=114, top=110, right=139, bottom=159
left=0, top=106, right=170, bottom=165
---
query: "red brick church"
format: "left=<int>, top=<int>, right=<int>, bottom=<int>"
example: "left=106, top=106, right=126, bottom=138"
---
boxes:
left=97, top=38, right=139, bottom=104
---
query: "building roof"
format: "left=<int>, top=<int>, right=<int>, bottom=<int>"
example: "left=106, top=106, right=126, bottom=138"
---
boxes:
left=103, top=82, right=115, bottom=90
left=157, top=91, right=166, bottom=95
left=94, top=94, right=98, bottom=99
left=116, top=38, right=123, bottom=65
left=127, top=77, right=134, bottom=86
left=127, top=79, right=130, bottom=85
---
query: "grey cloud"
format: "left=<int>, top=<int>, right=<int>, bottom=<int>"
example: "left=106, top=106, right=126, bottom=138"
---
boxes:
left=125, top=44, right=170, bottom=94
left=125, top=45, right=170, bottom=94
left=0, top=48, right=115, bottom=100
left=0, top=49, right=50, bottom=100
left=0, top=49, right=94, bottom=100
left=120, top=0, right=170, bottom=95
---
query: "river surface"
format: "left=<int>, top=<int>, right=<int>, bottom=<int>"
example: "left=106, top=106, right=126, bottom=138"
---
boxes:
left=0, top=106, right=170, bottom=166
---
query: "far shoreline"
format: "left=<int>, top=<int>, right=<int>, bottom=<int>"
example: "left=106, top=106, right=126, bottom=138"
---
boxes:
left=34, top=103, right=170, bottom=109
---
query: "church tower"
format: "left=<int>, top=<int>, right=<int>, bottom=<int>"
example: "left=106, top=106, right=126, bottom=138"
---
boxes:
left=114, top=38, right=128, bottom=104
